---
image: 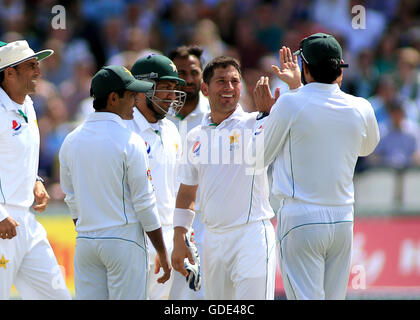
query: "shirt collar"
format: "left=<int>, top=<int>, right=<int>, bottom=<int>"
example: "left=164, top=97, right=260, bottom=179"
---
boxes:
left=189, top=92, right=210, bottom=117
left=132, top=107, right=154, bottom=132
left=201, top=104, right=245, bottom=127
left=86, top=111, right=127, bottom=128
left=303, top=82, right=340, bottom=92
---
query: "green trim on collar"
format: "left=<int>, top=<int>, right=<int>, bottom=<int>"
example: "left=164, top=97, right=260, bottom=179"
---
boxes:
left=18, top=110, right=28, bottom=123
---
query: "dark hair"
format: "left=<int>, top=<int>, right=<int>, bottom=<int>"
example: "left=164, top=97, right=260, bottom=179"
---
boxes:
left=91, top=88, right=126, bottom=111
left=306, top=59, right=342, bottom=84
left=168, top=45, right=204, bottom=68
left=0, top=66, right=18, bottom=86
left=202, top=56, right=241, bottom=84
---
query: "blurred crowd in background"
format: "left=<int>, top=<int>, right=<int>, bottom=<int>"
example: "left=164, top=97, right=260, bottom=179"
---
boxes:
left=1, top=0, right=420, bottom=201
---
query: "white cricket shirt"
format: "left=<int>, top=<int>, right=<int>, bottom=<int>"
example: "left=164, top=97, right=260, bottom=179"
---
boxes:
left=179, top=106, right=274, bottom=231
left=59, top=112, right=161, bottom=233
left=125, top=108, right=182, bottom=227
left=0, top=87, right=39, bottom=221
left=252, top=82, right=380, bottom=206
left=167, top=92, right=210, bottom=213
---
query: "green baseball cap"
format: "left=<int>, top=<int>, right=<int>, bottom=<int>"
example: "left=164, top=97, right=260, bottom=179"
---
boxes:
left=294, top=33, right=349, bottom=68
left=131, top=54, right=186, bottom=86
left=90, top=65, right=154, bottom=99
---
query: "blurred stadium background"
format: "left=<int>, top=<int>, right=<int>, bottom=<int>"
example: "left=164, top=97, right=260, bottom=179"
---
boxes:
left=3, top=0, right=420, bottom=299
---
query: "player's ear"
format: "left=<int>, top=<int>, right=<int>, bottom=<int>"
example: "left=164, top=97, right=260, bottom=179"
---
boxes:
left=201, top=82, right=209, bottom=97
left=107, top=92, right=118, bottom=106
left=4, top=66, right=17, bottom=80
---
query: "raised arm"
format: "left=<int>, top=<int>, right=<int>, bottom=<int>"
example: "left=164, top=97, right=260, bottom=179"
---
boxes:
left=253, top=46, right=301, bottom=114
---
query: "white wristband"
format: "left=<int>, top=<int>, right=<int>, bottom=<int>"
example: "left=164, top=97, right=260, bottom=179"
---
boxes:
left=173, top=208, right=195, bottom=230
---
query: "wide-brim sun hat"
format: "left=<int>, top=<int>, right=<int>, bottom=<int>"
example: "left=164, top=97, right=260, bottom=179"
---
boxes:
left=0, top=40, right=54, bottom=71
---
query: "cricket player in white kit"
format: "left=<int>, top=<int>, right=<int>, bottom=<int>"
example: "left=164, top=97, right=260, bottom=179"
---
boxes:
left=167, top=45, right=210, bottom=300
left=0, top=40, right=71, bottom=299
left=126, top=54, right=186, bottom=300
left=249, top=34, right=380, bottom=299
left=172, top=56, right=276, bottom=300
left=59, top=65, right=171, bottom=299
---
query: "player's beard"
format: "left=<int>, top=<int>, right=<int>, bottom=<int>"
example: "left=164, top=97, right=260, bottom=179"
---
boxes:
left=146, top=98, right=166, bottom=120
left=185, top=86, right=199, bottom=102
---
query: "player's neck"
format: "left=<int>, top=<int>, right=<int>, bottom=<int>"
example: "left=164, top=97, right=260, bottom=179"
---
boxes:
left=1, top=83, right=26, bottom=104
left=210, top=107, right=236, bottom=125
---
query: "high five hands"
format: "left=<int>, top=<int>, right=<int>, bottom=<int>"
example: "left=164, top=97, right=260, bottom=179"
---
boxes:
left=272, top=46, right=301, bottom=89
left=253, top=46, right=302, bottom=113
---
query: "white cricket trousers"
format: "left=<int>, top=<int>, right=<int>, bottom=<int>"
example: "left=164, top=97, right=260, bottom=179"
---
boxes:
left=277, top=199, right=354, bottom=300
left=203, top=219, right=276, bottom=300
left=0, top=205, right=71, bottom=300
left=74, top=223, right=148, bottom=300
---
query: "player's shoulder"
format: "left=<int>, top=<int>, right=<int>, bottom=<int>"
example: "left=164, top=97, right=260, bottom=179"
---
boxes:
left=239, top=110, right=259, bottom=128
left=127, top=127, right=146, bottom=145
left=60, top=123, right=83, bottom=155
left=339, top=92, right=377, bottom=129
left=162, top=117, right=180, bottom=133
left=187, top=123, right=203, bottom=135
left=341, top=91, right=374, bottom=114
left=63, top=123, right=83, bottom=141
left=341, top=90, right=371, bottom=105
left=185, top=124, right=204, bottom=142
left=270, top=90, right=306, bottom=119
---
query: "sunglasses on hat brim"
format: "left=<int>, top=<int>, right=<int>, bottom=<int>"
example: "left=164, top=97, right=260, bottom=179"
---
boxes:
left=293, top=48, right=349, bottom=68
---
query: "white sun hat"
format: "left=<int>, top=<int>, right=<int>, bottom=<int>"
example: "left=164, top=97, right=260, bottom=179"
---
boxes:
left=0, top=40, right=54, bottom=71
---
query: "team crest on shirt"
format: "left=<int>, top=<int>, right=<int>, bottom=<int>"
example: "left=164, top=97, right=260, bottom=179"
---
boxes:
left=0, top=254, right=10, bottom=269
left=192, top=140, right=201, bottom=157
left=229, top=131, right=241, bottom=151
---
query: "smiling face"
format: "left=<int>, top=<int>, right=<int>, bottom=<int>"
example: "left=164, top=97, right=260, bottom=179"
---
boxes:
left=13, top=58, right=41, bottom=95
left=201, top=65, right=241, bottom=116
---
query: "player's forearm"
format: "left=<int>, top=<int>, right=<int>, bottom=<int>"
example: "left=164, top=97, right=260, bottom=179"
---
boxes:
left=173, top=226, right=188, bottom=242
left=172, top=226, right=189, bottom=276
left=175, top=184, right=198, bottom=210
left=147, top=227, right=168, bottom=255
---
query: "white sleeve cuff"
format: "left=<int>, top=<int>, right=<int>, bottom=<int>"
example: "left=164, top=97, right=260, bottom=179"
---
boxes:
left=137, top=204, right=162, bottom=232
left=173, top=208, right=195, bottom=230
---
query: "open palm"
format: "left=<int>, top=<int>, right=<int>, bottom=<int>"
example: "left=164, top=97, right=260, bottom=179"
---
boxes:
left=271, top=46, right=301, bottom=89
